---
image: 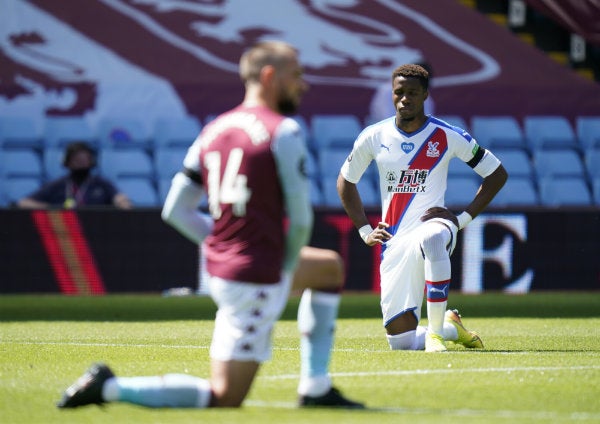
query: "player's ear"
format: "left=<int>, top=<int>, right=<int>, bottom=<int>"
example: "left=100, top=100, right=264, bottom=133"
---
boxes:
left=259, top=64, right=276, bottom=85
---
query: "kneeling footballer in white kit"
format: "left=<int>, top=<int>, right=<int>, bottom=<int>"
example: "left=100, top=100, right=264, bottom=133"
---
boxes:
left=337, top=64, right=507, bottom=352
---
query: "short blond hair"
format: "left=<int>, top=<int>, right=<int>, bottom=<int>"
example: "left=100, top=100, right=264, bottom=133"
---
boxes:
left=239, top=41, right=297, bottom=83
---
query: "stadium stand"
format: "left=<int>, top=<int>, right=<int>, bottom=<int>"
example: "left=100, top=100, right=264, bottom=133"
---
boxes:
left=445, top=177, right=480, bottom=207
left=153, top=115, right=201, bottom=148
left=490, top=176, right=539, bottom=207
left=99, top=149, right=154, bottom=181
left=448, top=157, right=478, bottom=179
left=524, top=115, right=579, bottom=152
left=309, top=179, right=324, bottom=206
left=0, top=116, right=44, bottom=151
left=576, top=116, right=600, bottom=151
left=115, top=177, right=159, bottom=207
left=584, top=149, right=600, bottom=180
left=538, top=176, right=592, bottom=206
left=437, top=115, right=469, bottom=131
left=153, top=147, right=188, bottom=181
left=593, top=178, right=600, bottom=206
left=494, top=148, right=534, bottom=178
left=0, top=150, right=43, bottom=179
left=533, top=149, right=585, bottom=179
left=0, top=177, right=41, bottom=206
left=97, top=116, right=152, bottom=151
left=43, top=147, right=66, bottom=181
left=470, top=115, right=527, bottom=151
left=310, top=114, right=362, bottom=150
left=44, top=116, right=97, bottom=148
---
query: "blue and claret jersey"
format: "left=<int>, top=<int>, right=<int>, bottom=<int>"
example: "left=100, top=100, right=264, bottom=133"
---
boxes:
left=183, top=105, right=308, bottom=283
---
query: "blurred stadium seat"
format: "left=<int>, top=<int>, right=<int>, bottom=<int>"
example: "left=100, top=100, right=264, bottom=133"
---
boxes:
left=357, top=179, right=380, bottom=207
left=445, top=177, right=480, bottom=207
left=318, top=148, right=350, bottom=178
left=538, top=177, right=592, bottom=206
left=99, top=149, right=154, bottom=181
left=154, top=147, right=187, bottom=180
left=116, top=177, right=159, bottom=207
left=319, top=176, right=378, bottom=207
left=0, top=177, right=41, bottom=206
left=0, top=150, right=43, bottom=178
left=45, top=116, right=97, bottom=148
left=309, top=179, right=324, bottom=206
left=97, top=117, right=152, bottom=150
left=533, top=149, right=585, bottom=179
left=576, top=116, right=600, bottom=151
left=153, top=115, right=201, bottom=148
left=494, top=149, right=534, bottom=178
left=490, top=176, right=539, bottom=207
left=448, top=158, right=477, bottom=179
left=437, top=115, right=468, bottom=131
left=42, top=147, right=66, bottom=180
left=320, top=176, right=342, bottom=207
left=593, top=178, right=600, bottom=206
left=305, top=151, right=319, bottom=181
left=310, top=114, right=362, bottom=150
left=524, top=115, right=579, bottom=151
left=470, top=116, right=527, bottom=150
left=584, top=149, right=600, bottom=180
left=0, top=116, right=44, bottom=150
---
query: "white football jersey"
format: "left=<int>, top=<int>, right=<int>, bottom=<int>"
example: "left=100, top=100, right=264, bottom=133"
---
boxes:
left=340, top=116, right=500, bottom=240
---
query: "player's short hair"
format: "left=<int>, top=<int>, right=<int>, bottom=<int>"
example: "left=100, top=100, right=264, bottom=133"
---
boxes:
left=239, top=41, right=297, bottom=83
left=392, top=64, right=430, bottom=90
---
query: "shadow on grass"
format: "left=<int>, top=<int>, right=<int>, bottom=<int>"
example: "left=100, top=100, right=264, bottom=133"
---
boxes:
left=0, top=292, right=598, bottom=322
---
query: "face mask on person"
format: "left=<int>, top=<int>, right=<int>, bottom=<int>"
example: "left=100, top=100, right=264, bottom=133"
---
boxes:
left=70, top=168, right=91, bottom=184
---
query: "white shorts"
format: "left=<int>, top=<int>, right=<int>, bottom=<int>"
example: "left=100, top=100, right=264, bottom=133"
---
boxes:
left=208, top=273, right=292, bottom=363
left=379, top=218, right=457, bottom=327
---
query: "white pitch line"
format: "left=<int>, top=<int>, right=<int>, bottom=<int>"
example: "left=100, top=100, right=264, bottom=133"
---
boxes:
left=259, top=364, right=600, bottom=380
left=5, top=341, right=599, bottom=420
left=245, top=400, right=600, bottom=421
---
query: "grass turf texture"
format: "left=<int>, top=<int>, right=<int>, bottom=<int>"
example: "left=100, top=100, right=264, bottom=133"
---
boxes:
left=1, top=292, right=599, bottom=424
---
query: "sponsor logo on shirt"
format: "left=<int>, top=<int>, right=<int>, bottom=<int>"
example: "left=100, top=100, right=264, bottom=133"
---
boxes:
left=387, top=169, right=429, bottom=193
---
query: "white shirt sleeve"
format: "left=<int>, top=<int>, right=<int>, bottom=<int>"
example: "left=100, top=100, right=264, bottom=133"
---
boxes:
left=272, top=117, right=313, bottom=273
left=161, top=134, right=213, bottom=244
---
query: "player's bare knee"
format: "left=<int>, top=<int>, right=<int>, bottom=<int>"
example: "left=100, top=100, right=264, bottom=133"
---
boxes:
left=330, top=251, right=345, bottom=288
left=385, top=313, right=417, bottom=335
left=321, top=249, right=345, bottom=289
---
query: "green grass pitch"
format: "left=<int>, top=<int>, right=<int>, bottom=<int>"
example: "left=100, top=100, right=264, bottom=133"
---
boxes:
left=1, top=292, right=599, bottom=423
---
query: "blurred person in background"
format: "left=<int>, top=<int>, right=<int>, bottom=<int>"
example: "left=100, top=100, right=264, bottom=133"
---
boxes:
left=17, top=141, right=132, bottom=209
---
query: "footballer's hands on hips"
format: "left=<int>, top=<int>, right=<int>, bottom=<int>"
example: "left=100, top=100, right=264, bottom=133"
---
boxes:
left=366, top=222, right=392, bottom=246
left=420, top=207, right=459, bottom=228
